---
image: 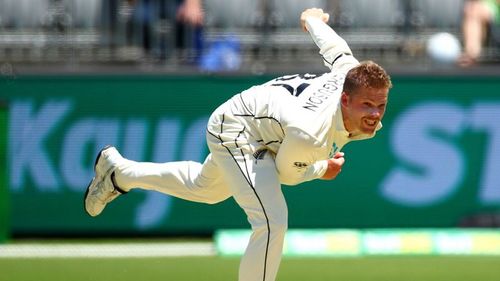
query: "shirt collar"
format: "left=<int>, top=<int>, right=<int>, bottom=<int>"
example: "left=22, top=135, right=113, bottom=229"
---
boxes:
left=334, top=104, right=350, bottom=138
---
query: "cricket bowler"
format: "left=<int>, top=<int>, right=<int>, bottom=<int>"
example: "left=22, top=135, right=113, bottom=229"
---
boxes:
left=85, top=8, right=392, bottom=281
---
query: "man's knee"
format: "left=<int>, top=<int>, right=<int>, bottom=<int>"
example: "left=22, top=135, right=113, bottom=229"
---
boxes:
left=252, top=218, right=288, bottom=237
left=270, top=220, right=288, bottom=237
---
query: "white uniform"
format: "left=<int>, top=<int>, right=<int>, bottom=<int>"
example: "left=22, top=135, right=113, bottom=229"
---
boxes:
left=114, top=17, right=382, bottom=281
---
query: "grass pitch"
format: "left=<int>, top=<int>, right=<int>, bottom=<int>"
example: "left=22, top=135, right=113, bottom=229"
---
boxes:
left=1, top=255, right=499, bottom=281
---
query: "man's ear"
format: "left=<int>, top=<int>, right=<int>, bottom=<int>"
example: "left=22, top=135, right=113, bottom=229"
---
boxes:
left=341, top=92, right=349, bottom=107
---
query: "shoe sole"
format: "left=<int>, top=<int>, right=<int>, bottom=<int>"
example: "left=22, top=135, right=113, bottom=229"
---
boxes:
left=83, top=145, right=113, bottom=217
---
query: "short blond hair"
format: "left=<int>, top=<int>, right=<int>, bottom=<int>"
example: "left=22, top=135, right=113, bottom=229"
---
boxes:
left=343, top=61, right=392, bottom=95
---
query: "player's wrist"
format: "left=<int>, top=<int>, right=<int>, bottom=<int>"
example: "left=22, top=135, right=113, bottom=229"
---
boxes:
left=321, top=159, right=336, bottom=179
left=304, top=16, right=322, bottom=27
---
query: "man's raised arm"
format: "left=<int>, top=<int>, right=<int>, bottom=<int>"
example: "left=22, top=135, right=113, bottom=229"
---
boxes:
left=300, top=8, right=359, bottom=71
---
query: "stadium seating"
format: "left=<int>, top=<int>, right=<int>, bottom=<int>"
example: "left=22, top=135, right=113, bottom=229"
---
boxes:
left=338, top=0, right=404, bottom=28
left=64, top=0, right=100, bottom=28
left=0, top=0, right=498, bottom=68
left=0, top=0, right=50, bottom=28
left=271, top=0, right=327, bottom=28
left=204, top=0, right=261, bottom=28
left=413, top=0, right=463, bottom=29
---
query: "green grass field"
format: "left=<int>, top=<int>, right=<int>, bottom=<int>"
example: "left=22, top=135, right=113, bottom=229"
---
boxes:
left=1, top=256, right=500, bottom=281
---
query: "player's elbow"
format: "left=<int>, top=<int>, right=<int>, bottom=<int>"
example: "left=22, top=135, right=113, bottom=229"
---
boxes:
left=278, top=171, right=304, bottom=186
left=276, top=159, right=313, bottom=186
left=280, top=178, right=302, bottom=186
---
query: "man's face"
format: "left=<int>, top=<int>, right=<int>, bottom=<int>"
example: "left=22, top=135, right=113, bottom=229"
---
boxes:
left=341, top=87, right=389, bottom=136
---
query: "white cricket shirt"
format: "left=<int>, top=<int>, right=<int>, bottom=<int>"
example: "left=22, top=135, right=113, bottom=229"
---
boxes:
left=215, top=17, right=382, bottom=185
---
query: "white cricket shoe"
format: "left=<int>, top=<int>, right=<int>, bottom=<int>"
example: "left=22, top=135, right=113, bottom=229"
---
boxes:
left=84, top=146, right=127, bottom=217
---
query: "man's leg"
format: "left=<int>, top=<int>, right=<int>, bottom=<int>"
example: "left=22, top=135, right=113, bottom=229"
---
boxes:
left=234, top=154, right=287, bottom=281
left=114, top=153, right=231, bottom=204
left=461, top=0, right=494, bottom=65
left=209, top=138, right=287, bottom=281
left=85, top=146, right=231, bottom=217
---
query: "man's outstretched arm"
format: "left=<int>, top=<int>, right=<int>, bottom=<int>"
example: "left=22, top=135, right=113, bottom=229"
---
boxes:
left=300, top=8, right=359, bottom=71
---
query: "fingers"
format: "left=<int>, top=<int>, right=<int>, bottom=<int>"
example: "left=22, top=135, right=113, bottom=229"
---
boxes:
left=333, top=156, right=345, bottom=166
left=300, top=8, right=330, bottom=32
left=322, top=13, right=330, bottom=23
left=176, top=2, right=204, bottom=26
left=321, top=156, right=344, bottom=180
left=332, top=152, right=345, bottom=167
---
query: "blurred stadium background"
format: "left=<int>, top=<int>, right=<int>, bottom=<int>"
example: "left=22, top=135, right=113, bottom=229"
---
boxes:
left=1, top=0, right=500, bottom=280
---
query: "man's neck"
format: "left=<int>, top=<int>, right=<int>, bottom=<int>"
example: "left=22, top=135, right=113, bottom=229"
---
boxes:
left=340, top=105, right=353, bottom=136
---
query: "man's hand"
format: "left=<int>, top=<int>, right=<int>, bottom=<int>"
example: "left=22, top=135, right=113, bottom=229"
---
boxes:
left=177, top=0, right=204, bottom=26
left=321, top=152, right=345, bottom=180
left=300, top=8, right=330, bottom=32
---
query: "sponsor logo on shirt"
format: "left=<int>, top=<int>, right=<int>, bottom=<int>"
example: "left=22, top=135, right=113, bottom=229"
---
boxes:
left=293, top=162, right=308, bottom=169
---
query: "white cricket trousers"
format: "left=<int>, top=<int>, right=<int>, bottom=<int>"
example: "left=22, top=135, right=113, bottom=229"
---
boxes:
left=114, top=104, right=288, bottom=281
